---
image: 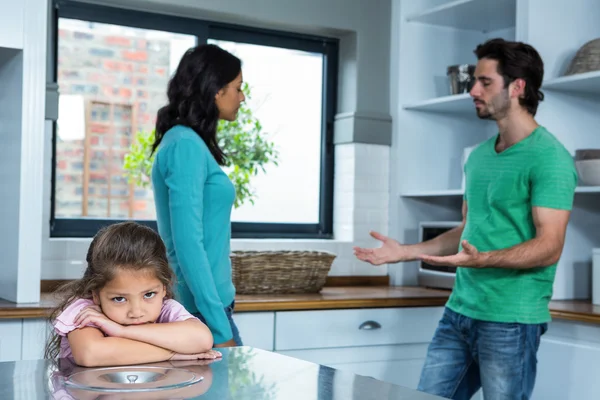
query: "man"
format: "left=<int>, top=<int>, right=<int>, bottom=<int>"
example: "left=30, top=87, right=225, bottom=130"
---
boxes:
left=354, top=38, right=578, bottom=400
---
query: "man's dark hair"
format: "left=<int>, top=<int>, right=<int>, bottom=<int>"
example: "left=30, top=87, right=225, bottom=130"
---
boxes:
left=474, top=38, right=544, bottom=115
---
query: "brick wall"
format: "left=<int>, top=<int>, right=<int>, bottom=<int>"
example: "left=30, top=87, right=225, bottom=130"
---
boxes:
left=55, top=24, right=174, bottom=220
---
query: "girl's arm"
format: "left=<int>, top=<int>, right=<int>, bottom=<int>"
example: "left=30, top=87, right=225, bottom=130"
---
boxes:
left=74, top=304, right=214, bottom=354
left=68, top=326, right=218, bottom=367
left=119, top=319, right=214, bottom=354
left=68, top=327, right=174, bottom=367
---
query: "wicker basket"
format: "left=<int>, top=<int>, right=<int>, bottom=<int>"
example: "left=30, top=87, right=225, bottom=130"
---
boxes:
left=230, top=250, right=336, bottom=294
left=564, top=38, right=600, bottom=76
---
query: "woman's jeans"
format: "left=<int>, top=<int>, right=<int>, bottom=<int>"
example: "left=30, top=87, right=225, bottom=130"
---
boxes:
left=192, top=301, right=243, bottom=346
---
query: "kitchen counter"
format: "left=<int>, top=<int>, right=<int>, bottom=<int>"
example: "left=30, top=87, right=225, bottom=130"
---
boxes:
left=2, top=346, right=447, bottom=399
left=234, top=285, right=451, bottom=311
left=1, top=286, right=600, bottom=326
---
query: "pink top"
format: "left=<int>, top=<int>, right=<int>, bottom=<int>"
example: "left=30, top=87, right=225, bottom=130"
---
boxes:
left=53, top=298, right=198, bottom=360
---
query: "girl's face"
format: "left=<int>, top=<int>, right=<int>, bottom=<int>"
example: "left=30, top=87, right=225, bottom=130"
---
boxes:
left=215, top=71, right=245, bottom=121
left=92, top=268, right=167, bottom=326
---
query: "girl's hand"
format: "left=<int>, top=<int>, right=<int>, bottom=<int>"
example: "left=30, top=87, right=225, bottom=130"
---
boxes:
left=74, top=305, right=124, bottom=337
left=169, top=349, right=222, bottom=361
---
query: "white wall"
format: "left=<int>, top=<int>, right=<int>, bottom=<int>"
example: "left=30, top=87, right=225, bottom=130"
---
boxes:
left=41, top=0, right=393, bottom=281
left=0, top=0, right=48, bottom=303
left=0, top=48, right=24, bottom=301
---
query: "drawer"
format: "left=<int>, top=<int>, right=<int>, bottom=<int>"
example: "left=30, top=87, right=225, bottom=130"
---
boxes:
left=274, top=307, right=444, bottom=351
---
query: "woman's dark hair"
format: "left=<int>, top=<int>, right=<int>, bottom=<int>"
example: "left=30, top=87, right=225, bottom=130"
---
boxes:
left=152, top=44, right=242, bottom=165
left=474, top=38, right=545, bottom=116
left=44, top=221, right=175, bottom=360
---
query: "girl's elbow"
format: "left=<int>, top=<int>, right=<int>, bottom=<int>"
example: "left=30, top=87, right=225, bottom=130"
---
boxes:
left=199, top=330, right=214, bottom=351
left=72, top=345, right=101, bottom=367
left=189, top=321, right=214, bottom=351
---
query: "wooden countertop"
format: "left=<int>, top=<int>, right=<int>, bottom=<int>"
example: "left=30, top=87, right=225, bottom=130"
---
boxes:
left=234, top=286, right=451, bottom=311
left=547, top=299, right=600, bottom=325
left=1, top=286, right=600, bottom=326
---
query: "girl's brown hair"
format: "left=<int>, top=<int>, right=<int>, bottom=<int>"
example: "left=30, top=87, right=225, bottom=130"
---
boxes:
left=44, top=221, right=175, bottom=360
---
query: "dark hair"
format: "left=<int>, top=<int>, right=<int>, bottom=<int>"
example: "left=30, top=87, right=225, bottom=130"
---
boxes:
left=44, top=221, right=175, bottom=360
left=474, top=38, right=544, bottom=115
left=152, top=44, right=242, bottom=165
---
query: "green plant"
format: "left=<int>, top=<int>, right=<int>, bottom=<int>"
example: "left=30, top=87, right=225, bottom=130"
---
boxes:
left=123, top=83, right=278, bottom=208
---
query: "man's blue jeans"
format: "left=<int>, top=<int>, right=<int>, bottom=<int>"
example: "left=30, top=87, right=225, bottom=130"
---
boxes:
left=417, top=307, right=547, bottom=400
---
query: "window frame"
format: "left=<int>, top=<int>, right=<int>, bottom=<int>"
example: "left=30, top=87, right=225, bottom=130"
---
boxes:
left=50, top=0, right=337, bottom=239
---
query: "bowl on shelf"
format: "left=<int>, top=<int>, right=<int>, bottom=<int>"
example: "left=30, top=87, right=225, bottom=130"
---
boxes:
left=447, top=64, right=475, bottom=95
left=575, top=148, right=600, bottom=161
left=564, top=38, right=600, bottom=76
left=576, top=159, right=600, bottom=186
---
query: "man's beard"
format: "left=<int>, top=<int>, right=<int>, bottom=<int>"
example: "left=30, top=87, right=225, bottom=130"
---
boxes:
left=475, top=90, right=510, bottom=120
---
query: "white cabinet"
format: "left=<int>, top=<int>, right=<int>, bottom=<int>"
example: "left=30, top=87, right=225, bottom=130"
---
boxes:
left=0, top=319, right=48, bottom=362
left=534, top=320, right=600, bottom=400
left=232, top=311, right=275, bottom=351
left=273, top=307, right=445, bottom=390
left=0, top=320, right=23, bottom=361
left=21, top=319, right=49, bottom=360
left=275, top=307, right=443, bottom=350
left=0, top=1, right=24, bottom=49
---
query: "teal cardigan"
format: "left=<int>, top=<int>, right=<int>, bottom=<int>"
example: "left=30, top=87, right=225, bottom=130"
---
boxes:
left=151, top=125, right=236, bottom=343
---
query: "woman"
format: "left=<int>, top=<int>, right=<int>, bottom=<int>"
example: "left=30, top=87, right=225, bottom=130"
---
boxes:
left=150, top=44, right=245, bottom=347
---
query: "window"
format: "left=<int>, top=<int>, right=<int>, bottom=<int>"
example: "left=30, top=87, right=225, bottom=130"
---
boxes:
left=50, top=1, right=337, bottom=239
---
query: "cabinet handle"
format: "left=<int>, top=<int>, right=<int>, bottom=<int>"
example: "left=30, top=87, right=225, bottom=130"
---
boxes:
left=358, top=320, right=381, bottom=330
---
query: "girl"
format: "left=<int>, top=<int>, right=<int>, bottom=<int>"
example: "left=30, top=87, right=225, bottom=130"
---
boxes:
left=44, top=221, right=221, bottom=367
left=151, top=44, right=245, bottom=347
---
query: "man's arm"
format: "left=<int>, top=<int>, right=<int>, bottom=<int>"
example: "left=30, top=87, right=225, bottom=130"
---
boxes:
left=412, top=200, right=468, bottom=258
left=419, top=206, right=570, bottom=269
left=480, top=206, right=570, bottom=269
left=354, top=201, right=468, bottom=265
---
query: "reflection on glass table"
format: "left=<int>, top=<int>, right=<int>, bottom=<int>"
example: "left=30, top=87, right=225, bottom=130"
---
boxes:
left=0, top=346, right=449, bottom=399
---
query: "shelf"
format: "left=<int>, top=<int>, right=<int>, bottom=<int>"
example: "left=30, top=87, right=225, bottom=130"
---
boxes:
left=401, top=189, right=464, bottom=198
left=405, top=0, right=516, bottom=33
left=401, top=186, right=600, bottom=198
left=542, top=71, right=600, bottom=95
left=575, top=186, right=600, bottom=194
left=402, top=71, right=600, bottom=116
left=402, top=93, right=474, bottom=114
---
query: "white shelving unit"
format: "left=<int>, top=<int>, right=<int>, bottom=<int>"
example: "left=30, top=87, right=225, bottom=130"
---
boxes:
left=543, top=70, right=600, bottom=94
left=405, top=0, right=516, bottom=32
left=402, top=94, right=473, bottom=114
left=390, top=0, right=600, bottom=308
left=403, top=62, right=600, bottom=116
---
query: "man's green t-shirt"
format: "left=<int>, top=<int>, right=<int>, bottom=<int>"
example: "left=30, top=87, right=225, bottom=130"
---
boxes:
left=446, top=125, right=578, bottom=324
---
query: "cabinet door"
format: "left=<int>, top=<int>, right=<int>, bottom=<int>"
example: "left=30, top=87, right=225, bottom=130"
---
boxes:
left=21, top=319, right=50, bottom=360
left=0, top=2, right=23, bottom=49
left=534, top=336, right=600, bottom=400
left=532, top=320, right=600, bottom=400
left=275, top=307, right=444, bottom=350
left=232, top=312, right=275, bottom=351
left=0, top=320, right=23, bottom=361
